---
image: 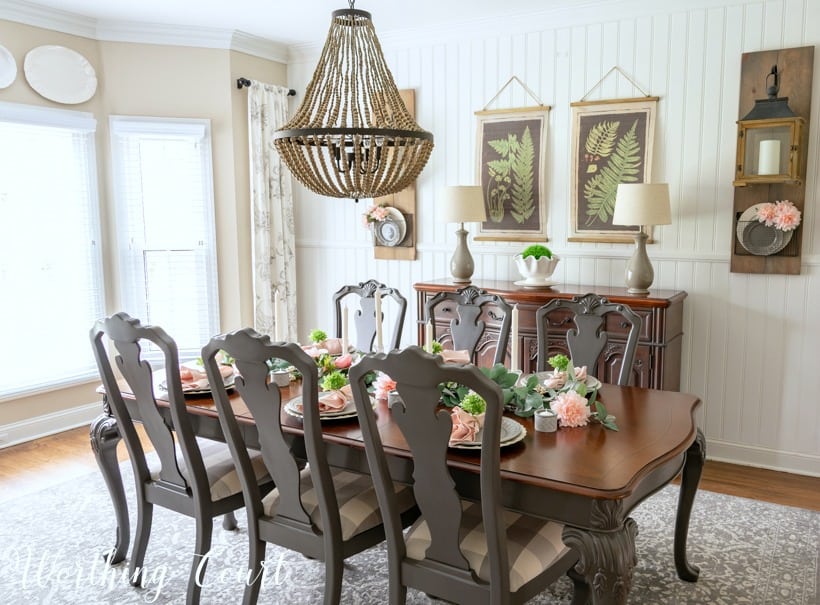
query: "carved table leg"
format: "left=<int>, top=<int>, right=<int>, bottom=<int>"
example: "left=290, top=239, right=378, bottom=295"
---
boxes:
left=563, top=518, right=638, bottom=605
left=675, top=428, right=706, bottom=581
left=90, top=412, right=129, bottom=564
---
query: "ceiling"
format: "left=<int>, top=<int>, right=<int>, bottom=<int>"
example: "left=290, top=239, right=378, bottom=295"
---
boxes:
left=19, top=0, right=595, bottom=47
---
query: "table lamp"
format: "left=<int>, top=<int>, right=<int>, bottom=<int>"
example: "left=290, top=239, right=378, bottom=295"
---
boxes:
left=440, top=186, right=487, bottom=284
left=612, top=183, right=672, bottom=295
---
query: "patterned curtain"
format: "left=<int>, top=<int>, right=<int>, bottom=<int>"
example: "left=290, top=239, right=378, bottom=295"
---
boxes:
left=247, top=81, right=296, bottom=340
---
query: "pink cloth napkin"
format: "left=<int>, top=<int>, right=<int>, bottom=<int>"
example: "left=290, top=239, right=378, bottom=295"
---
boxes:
left=441, top=349, right=471, bottom=364
left=178, top=364, right=232, bottom=392
left=296, top=384, right=353, bottom=413
left=449, top=406, right=484, bottom=446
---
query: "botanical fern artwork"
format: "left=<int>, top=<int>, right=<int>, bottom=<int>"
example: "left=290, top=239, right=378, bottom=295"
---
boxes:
left=484, top=125, right=537, bottom=224
left=582, top=119, right=643, bottom=227
left=475, top=106, right=549, bottom=241
left=570, top=98, right=656, bottom=241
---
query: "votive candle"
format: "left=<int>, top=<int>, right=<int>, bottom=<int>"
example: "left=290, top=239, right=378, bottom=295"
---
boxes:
left=425, top=320, right=434, bottom=353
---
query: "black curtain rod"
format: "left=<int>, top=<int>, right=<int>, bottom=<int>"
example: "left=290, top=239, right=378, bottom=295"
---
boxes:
left=236, top=77, right=296, bottom=96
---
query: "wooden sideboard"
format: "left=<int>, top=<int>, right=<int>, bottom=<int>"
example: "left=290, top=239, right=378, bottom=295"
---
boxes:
left=414, top=279, right=687, bottom=391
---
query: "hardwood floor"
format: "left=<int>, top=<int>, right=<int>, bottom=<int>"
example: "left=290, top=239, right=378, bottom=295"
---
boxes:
left=1, top=426, right=819, bottom=511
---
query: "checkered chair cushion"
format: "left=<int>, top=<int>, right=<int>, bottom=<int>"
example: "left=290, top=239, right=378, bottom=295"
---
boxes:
left=405, top=500, right=570, bottom=592
left=262, top=468, right=415, bottom=541
left=149, top=437, right=270, bottom=501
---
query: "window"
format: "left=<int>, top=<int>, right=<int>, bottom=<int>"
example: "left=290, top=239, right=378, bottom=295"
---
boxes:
left=109, top=117, right=219, bottom=360
left=0, top=102, right=104, bottom=399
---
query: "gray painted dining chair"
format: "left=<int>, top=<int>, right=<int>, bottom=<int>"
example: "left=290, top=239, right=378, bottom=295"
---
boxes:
left=424, top=285, right=513, bottom=365
left=202, top=328, right=417, bottom=605
left=332, top=279, right=407, bottom=352
left=348, top=346, right=582, bottom=605
left=535, top=293, right=643, bottom=386
left=89, top=312, right=272, bottom=605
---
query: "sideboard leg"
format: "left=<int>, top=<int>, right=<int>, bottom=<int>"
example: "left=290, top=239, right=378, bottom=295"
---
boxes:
left=90, top=412, right=129, bottom=565
left=675, top=428, right=705, bottom=581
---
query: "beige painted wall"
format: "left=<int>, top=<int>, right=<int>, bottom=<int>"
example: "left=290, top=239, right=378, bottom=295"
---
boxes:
left=0, top=20, right=287, bottom=429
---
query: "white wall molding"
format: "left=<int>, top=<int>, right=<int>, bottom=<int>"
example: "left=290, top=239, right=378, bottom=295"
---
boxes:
left=0, top=0, right=97, bottom=38
left=0, top=402, right=101, bottom=449
left=1, top=0, right=287, bottom=62
left=707, top=439, right=820, bottom=478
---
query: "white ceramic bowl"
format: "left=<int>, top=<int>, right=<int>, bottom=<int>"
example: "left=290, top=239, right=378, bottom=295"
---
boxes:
left=514, top=254, right=560, bottom=284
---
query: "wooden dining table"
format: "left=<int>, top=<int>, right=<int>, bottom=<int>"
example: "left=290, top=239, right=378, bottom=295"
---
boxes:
left=90, top=378, right=704, bottom=605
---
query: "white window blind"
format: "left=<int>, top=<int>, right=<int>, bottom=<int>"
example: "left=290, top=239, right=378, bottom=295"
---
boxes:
left=0, top=102, right=104, bottom=399
left=109, top=116, right=219, bottom=360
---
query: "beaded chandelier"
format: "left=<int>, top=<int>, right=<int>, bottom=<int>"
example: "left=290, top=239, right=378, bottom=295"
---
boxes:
left=273, top=2, right=434, bottom=202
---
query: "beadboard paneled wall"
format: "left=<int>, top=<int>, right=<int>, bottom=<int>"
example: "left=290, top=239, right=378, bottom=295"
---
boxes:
left=287, top=0, right=820, bottom=475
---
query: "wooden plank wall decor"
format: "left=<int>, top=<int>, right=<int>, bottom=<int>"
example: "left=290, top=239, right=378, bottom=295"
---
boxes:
left=731, top=46, right=813, bottom=275
left=374, top=89, right=417, bottom=261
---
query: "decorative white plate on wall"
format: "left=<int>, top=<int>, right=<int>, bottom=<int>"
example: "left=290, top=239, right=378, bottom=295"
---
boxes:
left=24, top=45, right=97, bottom=104
left=736, top=203, right=793, bottom=256
left=0, top=44, right=16, bottom=89
left=373, top=207, right=407, bottom=247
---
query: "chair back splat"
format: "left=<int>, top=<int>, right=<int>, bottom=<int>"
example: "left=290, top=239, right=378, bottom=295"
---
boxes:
left=535, top=293, right=642, bottom=386
left=349, top=346, right=579, bottom=604
left=333, top=279, right=408, bottom=352
left=424, top=286, right=513, bottom=366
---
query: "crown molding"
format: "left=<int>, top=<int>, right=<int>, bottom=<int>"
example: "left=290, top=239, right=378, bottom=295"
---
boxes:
left=0, top=0, right=97, bottom=39
left=1, top=0, right=287, bottom=63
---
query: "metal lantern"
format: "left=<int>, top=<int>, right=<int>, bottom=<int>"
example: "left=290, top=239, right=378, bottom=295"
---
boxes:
left=273, top=2, right=434, bottom=202
left=734, top=65, right=804, bottom=186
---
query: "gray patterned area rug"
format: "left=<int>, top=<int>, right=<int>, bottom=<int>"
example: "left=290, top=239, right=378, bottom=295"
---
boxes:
left=0, top=464, right=817, bottom=605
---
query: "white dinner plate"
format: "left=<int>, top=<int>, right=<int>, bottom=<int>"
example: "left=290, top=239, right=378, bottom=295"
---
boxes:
left=158, top=373, right=236, bottom=395
left=24, top=45, right=97, bottom=104
left=285, top=395, right=375, bottom=420
left=0, top=44, right=16, bottom=89
left=523, top=372, right=601, bottom=391
left=449, top=416, right=527, bottom=450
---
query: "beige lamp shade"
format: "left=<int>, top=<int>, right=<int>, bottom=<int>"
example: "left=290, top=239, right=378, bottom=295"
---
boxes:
left=613, top=183, right=672, bottom=226
left=440, top=186, right=487, bottom=223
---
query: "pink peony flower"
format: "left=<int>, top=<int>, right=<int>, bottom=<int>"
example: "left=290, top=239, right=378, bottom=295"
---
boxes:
left=756, top=203, right=778, bottom=226
left=551, top=390, right=591, bottom=428
left=773, top=200, right=801, bottom=231
left=373, top=372, right=396, bottom=400
left=371, top=206, right=389, bottom=221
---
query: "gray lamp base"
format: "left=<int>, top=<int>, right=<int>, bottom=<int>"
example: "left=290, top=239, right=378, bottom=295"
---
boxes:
left=449, top=224, right=475, bottom=284
left=625, top=231, right=654, bottom=295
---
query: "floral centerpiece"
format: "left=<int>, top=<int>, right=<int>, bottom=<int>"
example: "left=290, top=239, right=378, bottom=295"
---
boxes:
left=437, top=354, right=618, bottom=431
left=542, top=354, right=617, bottom=430
left=756, top=199, right=801, bottom=231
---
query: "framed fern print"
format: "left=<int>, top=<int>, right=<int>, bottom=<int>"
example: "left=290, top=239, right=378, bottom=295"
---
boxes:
left=474, top=106, right=550, bottom=241
left=569, top=97, right=658, bottom=242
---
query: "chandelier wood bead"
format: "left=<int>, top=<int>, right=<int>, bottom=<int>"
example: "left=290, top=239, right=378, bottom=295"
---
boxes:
left=273, top=2, right=434, bottom=202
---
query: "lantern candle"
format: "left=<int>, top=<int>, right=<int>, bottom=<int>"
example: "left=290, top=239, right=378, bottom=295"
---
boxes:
left=758, top=139, right=781, bottom=175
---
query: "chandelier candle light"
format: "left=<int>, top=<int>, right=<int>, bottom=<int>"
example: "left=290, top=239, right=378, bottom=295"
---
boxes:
left=272, top=1, right=434, bottom=201
left=440, top=186, right=487, bottom=284
left=612, top=183, right=672, bottom=294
